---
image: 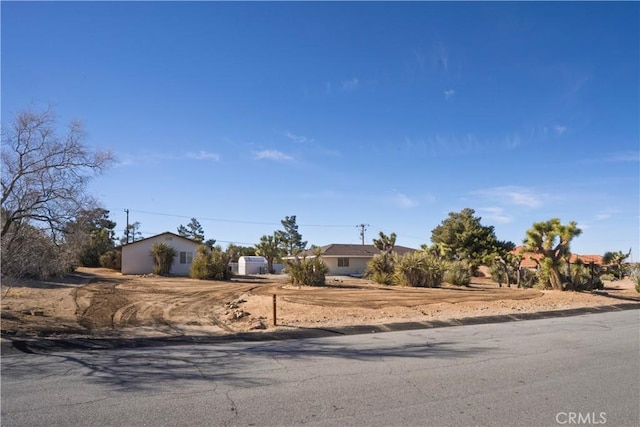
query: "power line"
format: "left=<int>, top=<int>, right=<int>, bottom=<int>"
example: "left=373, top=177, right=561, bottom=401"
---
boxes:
left=110, top=208, right=356, bottom=228
left=135, top=230, right=255, bottom=246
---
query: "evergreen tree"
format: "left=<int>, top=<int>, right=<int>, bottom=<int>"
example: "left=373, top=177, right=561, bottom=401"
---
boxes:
left=177, top=218, right=205, bottom=242
left=430, top=208, right=513, bottom=269
left=276, top=215, right=307, bottom=256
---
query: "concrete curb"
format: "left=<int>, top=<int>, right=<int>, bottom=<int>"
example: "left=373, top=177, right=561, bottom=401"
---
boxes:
left=2, top=302, right=639, bottom=355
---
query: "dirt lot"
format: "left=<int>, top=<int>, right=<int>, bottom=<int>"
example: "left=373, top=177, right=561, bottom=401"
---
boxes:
left=1, top=268, right=638, bottom=340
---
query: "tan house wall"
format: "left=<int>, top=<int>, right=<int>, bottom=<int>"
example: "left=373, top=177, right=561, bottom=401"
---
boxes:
left=323, top=257, right=371, bottom=276
left=121, top=233, right=200, bottom=276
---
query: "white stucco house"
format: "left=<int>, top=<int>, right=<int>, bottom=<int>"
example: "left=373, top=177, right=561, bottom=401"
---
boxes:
left=121, top=232, right=201, bottom=276
left=290, top=244, right=416, bottom=276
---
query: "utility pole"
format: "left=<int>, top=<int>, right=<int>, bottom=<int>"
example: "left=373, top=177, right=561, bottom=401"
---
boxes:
left=124, top=209, right=130, bottom=244
left=356, top=223, right=369, bottom=245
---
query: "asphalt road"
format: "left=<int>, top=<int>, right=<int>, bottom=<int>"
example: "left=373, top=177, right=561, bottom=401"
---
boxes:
left=2, top=310, right=639, bottom=426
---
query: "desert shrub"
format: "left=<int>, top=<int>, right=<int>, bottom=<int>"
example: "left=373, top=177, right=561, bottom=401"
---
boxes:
left=488, top=258, right=521, bottom=287
left=1, top=224, right=76, bottom=278
left=535, top=263, right=555, bottom=290
left=190, top=245, right=232, bottom=280
left=395, top=251, right=428, bottom=287
left=395, top=251, right=445, bottom=288
left=629, top=265, right=640, bottom=293
left=519, top=269, right=538, bottom=288
left=599, top=273, right=616, bottom=282
left=99, top=249, right=121, bottom=270
left=365, top=253, right=396, bottom=285
left=489, top=264, right=508, bottom=286
left=150, top=242, right=176, bottom=276
left=571, top=263, right=603, bottom=291
left=445, top=261, right=471, bottom=286
left=286, top=254, right=328, bottom=286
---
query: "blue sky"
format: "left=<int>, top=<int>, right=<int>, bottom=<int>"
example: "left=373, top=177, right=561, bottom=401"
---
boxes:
left=2, top=2, right=639, bottom=257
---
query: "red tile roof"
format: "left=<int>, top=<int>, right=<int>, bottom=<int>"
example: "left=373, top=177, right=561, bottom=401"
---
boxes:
left=512, top=246, right=603, bottom=268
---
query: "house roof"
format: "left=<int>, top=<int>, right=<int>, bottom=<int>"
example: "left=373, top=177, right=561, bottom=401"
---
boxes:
left=512, top=246, right=603, bottom=268
left=122, top=231, right=200, bottom=248
left=296, top=243, right=416, bottom=258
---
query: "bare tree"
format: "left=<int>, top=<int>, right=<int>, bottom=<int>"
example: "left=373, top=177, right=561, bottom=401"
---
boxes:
left=1, top=108, right=112, bottom=239
left=1, top=107, right=113, bottom=277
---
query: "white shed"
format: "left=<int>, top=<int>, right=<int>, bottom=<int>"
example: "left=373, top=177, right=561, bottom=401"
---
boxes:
left=238, top=256, right=268, bottom=275
left=121, top=232, right=200, bottom=276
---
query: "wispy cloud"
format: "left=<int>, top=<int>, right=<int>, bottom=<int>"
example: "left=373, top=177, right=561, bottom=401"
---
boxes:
left=394, top=192, right=419, bottom=208
left=284, top=131, right=314, bottom=144
left=594, top=209, right=619, bottom=221
left=503, top=133, right=522, bottom=150
left=479, top=207, right=513, bottom=224
left=473, top=186, right=544, bottom=208
left=114, top=154, right=134, bottom=168
left=186, top=150, right=220, bottom=161
left=341, top=78, right=360, bottom=91
left=253, top=150, right=293, bottom=161
left=404, top=133, right=481, bottom=156
left=576, top=221, right=590, bottom=230
left=432, top=41, right=449, bottom=74
left=444, top=89, right=455, bottom=100
left=554, top=125, right=567, bottom=136
left=604, top=151, right=640, bottom=162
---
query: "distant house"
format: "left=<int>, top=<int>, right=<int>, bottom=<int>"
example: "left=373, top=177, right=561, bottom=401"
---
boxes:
left=121, top=232, right=201, bottom=276
left=512, top=246, right=603, bottom=269
left=290, top=243, right=416, bottom=276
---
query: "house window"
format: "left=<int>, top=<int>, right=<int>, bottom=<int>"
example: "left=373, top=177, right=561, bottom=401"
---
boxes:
left=180, top=251, right=193, bottom=264
left=338, top=257, right=349, bottom=267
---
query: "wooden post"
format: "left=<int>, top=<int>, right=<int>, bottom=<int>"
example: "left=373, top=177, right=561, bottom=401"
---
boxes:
left=272, top=294, right=277, bottom=326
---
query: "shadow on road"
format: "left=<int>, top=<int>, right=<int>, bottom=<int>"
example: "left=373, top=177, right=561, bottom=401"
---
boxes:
left=2, top=336, right=489, bottom=392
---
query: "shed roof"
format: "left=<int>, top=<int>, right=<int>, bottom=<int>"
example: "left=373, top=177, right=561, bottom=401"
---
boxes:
left=239, top=256, right=267, bottom=263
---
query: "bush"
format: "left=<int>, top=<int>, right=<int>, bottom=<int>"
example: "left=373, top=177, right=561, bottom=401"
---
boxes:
left=599, top=273, right=616, bottom=282
left=519, top=269, right=538, bottom=288
left=365, top=253, right=396, bottom=285
left=395, top=251, right=428, bottom=287
left=150, top=242, right=176, bottom=276
left=1, top=224, right=76, bottom=278
left=445, top=261, right=471, bottom=286
left=99, top=249, right=121, bottom=270
left=572, top=263, right=603, bottom=291
left=629, top=265, right=640, bottom=293
left=489, top=264, right=506, bottom=286
left=395, top=251, right=445, bottom=288
left=190, top=245, right=232, bottom=280
left=286, top=254, right=328, bottom=286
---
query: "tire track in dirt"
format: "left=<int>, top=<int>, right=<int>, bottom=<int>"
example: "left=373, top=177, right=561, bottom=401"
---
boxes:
left=76, top=283, right=131, bottom=330
left=71, top=270, right=550, bottom=334
left=78, top=278, right=265, bottom=332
